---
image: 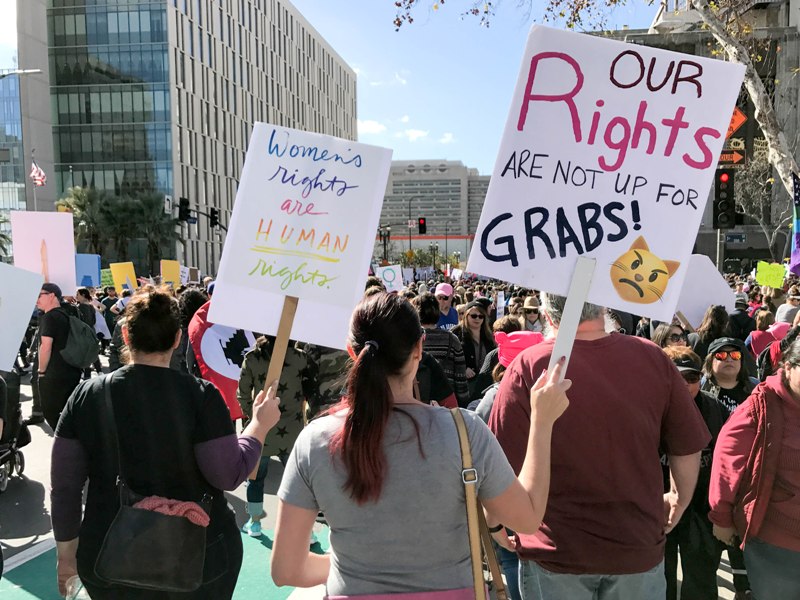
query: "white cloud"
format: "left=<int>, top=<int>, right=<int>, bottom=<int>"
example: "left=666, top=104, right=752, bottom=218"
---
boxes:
left=403, top=129, right=429, bottom=142
left=439, top=132, right=455, bottom=144
left=400, top=115, right=410, bottom=123
left=394, top=72, right=408, bottom=85
left=369, top=72, right=409, bottom=87
left=358, top=119, right=387, bottom=135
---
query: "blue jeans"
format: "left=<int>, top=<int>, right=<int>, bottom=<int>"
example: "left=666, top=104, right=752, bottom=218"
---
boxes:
left=519, top=559, right=665, bottom=600
left=744, top=537, right=800, bottom=599
left=493, top=542, right=521, bottom=600
left=245, top=455, right=286, bottom=517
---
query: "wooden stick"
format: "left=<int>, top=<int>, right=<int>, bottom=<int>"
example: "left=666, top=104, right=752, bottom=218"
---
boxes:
left=248, top=295, right=299, bottom=481
left=547, top=257, right=597, bottom=380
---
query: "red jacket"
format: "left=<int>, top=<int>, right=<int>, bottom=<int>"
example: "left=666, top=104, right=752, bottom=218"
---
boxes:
left=708, top=373, right=789, bottom=548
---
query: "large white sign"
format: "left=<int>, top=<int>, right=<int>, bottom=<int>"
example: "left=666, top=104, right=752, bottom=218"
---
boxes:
left=10, top=211, right=77, bottom=296
left=210, top=124, right=392, bottom=349
left=467, top=26, right=744, bottom=321
left=677, top=254, right=736, bottom=329
left=0, top=262, right=43, bottom=372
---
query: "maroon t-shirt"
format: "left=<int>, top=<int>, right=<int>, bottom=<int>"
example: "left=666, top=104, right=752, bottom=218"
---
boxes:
left=489, top=333, right=710, bottom=575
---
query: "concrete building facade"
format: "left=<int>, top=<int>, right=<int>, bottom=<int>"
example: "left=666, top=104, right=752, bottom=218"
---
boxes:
left=17, top=0, right=357, bottom=275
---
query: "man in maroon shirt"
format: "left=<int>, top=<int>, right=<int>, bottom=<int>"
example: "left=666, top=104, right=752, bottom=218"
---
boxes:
left=489, top=294, right=710, bottom=600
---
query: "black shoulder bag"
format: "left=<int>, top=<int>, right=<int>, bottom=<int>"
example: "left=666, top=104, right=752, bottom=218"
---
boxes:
left=94, top=373, right=212, bottom=592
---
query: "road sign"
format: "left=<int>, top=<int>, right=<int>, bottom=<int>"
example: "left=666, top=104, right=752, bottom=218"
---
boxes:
left=719, top=150, right=746, bottom=166
left=408, top=219, right=415, bottom=228
left=187, top=216, right=198, bottom=224
left=726, top=107, right=747, bottom=140
left=726, top=232, right=747, bottom=244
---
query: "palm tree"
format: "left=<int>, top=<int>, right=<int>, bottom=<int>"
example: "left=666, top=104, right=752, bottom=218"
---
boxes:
left=134, top=192, right=184, bottom=274
left=0, top=213, right=11, bottom=257
left=101, top=195, right=142, bottom=263
left=57, top=186, right=110, bottom=256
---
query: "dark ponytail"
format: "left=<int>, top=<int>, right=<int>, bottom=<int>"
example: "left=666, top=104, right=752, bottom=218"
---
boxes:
left=331, top=293, right=423, bottom=504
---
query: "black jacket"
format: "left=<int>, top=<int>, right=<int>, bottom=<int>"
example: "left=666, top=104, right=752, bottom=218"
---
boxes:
left=728, top=308, right=755, bottom=342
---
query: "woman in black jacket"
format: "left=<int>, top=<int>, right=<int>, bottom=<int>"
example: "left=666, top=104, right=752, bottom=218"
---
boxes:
left=451, top=301, right=496, bottom=401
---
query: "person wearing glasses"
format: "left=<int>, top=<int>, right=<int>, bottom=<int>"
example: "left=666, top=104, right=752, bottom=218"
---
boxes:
left=660, top=347, right=731, bottom=600
left=651, top=322, right=689, bottom=349
left=709, top=339, right=800, bottom=599
left=434, top=283, right=459, bottom=331
left=520, top=296, right=544, bottom=333
left=701, top=337, right=757, bottom=599
left=452, top=301, right=497, bottom=401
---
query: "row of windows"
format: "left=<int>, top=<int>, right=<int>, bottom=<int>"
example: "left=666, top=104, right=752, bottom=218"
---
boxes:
left=48, top=8, right=168, bottom=48
left=52, top=88, right=171, bottom=126
left=51, top=46, right=170, bottom=86
left=53, top=163, right=173, bottom=197
left=0, top=166, right=25, bottom=184
left=54, top=125, right=173, bottom=165
left=53, top=0, right=155, bottom=7
left=0, top=186, right=26, bottom=211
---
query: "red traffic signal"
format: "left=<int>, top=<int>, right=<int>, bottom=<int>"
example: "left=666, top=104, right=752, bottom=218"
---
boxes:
left=418, top=217, right=427, bottom=234
left=719, top=172, right=729, bottom=183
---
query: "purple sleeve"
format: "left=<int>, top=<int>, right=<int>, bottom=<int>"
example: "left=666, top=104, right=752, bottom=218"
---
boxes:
left=194, top=434, right=262, bottom=491
left=51, top=437, right=89, bottom=541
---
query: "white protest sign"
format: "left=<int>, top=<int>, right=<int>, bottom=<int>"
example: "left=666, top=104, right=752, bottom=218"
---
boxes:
left=402, top=268, right=415, bottom=285
left=180, top=266, right=190, bottom=284
left=209, top=123, right=392, bottom=349
left=10, top=211, right=77, bottom=296
left=452, top=268, right=463, bottom=281
left=677, top=254, right=736, bottom=329
left=377, top=265, right=403, bottom=293
left=0, top=262, right=43, bottom=371
left=496, top=291, right=506, bottom=319
left=467, top=26, right=744, bottom=321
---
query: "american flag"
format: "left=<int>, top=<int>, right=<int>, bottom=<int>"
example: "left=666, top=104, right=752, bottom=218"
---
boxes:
left=29, top=160, right=46, bottom=187
left=790, top=172, right=800, bottom=276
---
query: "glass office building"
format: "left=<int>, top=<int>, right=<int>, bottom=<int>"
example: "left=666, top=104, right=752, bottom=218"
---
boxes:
left=35, top=0, right=357, bottom=273
left=0, top=72, right=26, bottom=248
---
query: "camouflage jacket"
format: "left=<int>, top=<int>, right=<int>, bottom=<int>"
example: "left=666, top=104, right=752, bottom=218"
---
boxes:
left=237, top=339, right=320, bottom=459
left=300, top=343, right=350, bottom=417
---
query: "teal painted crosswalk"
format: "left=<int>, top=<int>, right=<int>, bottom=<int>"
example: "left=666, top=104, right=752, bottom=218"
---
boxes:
left=0, top=528, right=330, bottom=599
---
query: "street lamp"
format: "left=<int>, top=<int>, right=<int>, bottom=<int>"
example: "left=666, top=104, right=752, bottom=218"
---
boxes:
left=0, top=68, right=42, bottom=80
left=379, top=225, right=391, bottom=261
left=429, top=241, right=439, bottom=271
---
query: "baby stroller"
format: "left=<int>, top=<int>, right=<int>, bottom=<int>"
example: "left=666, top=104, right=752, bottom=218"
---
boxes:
left=0, top=371, right=30, bottom=493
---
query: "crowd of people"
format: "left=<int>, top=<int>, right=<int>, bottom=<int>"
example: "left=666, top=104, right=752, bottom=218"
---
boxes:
left=0, top=271, right=799, bottom=599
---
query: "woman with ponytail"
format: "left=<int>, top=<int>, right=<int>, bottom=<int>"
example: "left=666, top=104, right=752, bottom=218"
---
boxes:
left=271, top=292, right=570, bottom=597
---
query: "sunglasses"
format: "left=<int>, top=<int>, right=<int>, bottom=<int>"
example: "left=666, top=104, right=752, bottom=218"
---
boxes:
left=714, top=350, right=742, bottom=361
left=524, top=308, right=539, bottom=314
left=468, top=313, right=485, bottom=321
left=681, top=372, right=701, bottom=384
left=436, top=295, right=450, bottom=301
left=668, top=333, right=688, bottom=343
left=38, top=291, right=53, bottom=297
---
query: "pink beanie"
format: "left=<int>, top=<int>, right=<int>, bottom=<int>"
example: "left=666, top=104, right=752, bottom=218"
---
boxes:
left=495, top=331, right=544, bottom=367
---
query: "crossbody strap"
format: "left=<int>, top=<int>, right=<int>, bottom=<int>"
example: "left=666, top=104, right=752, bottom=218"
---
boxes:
left=450, top=408, right=507, bottom=600
left=102, top=372, right=123, bottom=481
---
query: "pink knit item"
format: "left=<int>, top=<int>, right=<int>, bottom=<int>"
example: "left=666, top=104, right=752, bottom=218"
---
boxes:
left=133, top=496, right=210, bottom=527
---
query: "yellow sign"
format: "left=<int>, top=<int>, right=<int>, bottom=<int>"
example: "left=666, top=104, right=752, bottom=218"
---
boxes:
left=160, top=260, right=181, bottom=286
left=110, top=262, right=138, bottom=291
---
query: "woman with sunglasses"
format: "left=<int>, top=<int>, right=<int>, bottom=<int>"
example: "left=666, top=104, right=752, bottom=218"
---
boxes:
left=651, top=322, right=689, bottom=349
left=661, top=346, right=731, bottom=600
left=520, top=296, right=544, bottom=333
left=452, top=301, right=497, bottom=401
left=701, top=337, right=757, bottom=599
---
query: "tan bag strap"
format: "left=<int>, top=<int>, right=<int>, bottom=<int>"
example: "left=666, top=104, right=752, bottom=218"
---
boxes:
left=450, top=408, right=507, bottom=600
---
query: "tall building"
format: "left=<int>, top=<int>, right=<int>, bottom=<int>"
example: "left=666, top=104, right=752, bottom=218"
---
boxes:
left=381, top=159, right=489, bottom=243
left=0, top=72, right=27, bottom=235
left=18, top=0, right=357, bottom=274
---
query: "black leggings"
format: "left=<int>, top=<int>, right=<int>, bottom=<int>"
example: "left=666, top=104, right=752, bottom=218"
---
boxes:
left=39, top=375, right=81, bottom=430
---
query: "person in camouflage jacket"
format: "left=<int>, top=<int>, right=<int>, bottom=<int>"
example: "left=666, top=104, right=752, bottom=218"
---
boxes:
left=237, top=335, right=320, bottom=537
left=299, top=343, right=349, bottom=418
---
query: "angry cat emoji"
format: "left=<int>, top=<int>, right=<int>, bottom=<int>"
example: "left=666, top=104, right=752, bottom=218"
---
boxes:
left=610, top=237, right=680, bottom=304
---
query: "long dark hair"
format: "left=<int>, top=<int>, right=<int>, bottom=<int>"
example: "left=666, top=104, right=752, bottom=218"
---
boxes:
left=697, top=305, right=730, bottom=343
left=330, top=293, right=423, bottom=504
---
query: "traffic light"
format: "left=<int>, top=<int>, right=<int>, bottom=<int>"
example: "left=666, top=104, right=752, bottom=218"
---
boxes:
left=178, top=197, right=190, bottom=221
left=418, top=217, right=427, bottom=234
left=209, top=207, right=219, bottom=228
left=712, top=169, right=736, bottom=230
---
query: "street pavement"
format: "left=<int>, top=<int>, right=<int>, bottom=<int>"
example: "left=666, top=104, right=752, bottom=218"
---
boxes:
left=1, top=364, right=740, bottom=599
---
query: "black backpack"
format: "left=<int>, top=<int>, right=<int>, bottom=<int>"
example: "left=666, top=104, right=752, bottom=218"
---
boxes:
left=60, top=310, right=100, bottom=369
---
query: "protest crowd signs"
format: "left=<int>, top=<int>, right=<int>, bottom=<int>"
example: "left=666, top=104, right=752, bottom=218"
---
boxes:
left=209, top=123, right=392, bottom=349
left=677, top=255, right=736, bottom=329
left=467, top=26, right=745, bottom=322
left=75, top=254, right=102, bottom=287
left=376, top=265, right=403, bottom=293
left=10, top=211, right=77, bottom=296
left=109, top=262, right=138, bottom=291
left=755, top=260, right=786, bottom=289
left=160, top=260, right=182, bottom=286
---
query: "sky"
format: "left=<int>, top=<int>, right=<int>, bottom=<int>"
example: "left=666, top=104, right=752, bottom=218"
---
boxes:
left=0, top=0, right=657, bottom=174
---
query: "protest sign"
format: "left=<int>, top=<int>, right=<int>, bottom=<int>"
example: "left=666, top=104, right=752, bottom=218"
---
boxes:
left=179, top=266, right=190, bottom=284
left=756, top=261, right=785, bottom=289
left=10, top=211, right=76, bottom=296
left=496, top=291, right=506, bottom=319
left=75, top=254, right=101, bottom=287
left=677, top=255, right=736, bottom=328
left=466, top=26, right=745, bottom=322
left=188, top=267, right=200, bottom=284
left=109, top=262, right=138, bottom=291
left=0, top=262, right=43, bottom=371
left=402, top=268, right=415, bottom=285
left=209, top=123, right=392, bottom=349
left=377, top=265, right=403, bottom=293
left=100, top=268, right=114, bottom=288
left=160, top=260, right=182, bottom=286
left=451, top=268, right=463, bottom=281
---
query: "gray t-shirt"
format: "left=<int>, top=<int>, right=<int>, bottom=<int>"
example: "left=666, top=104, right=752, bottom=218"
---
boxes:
left=278, top=405, right=516, bottom=595
left=775, top=302, right=799, bottom=324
